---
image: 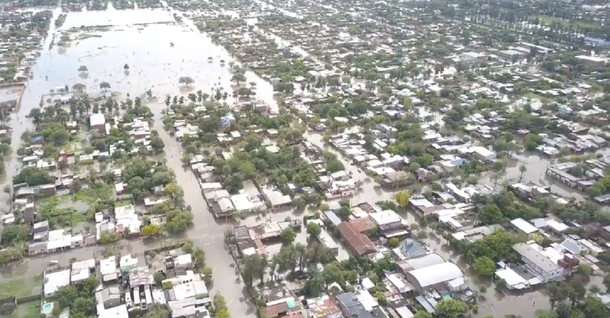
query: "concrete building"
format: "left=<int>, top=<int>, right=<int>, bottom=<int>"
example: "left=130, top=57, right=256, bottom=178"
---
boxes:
left=513, top=242, right=565, bottom=283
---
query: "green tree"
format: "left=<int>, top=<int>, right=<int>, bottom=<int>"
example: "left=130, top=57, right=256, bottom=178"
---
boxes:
left=479, top=203, right=503, bottom=225
left=282, top=228, right=297, bottom=244
left=473, top=256, right=496, bottom=276
left=307, top=222, right=322, bottom=237
left=13, top=167, right=53, bottom=186
left=150, top=136, right=165, bottom=152
left=1, top=225, right=29, bottom=244
left=413, top=312, right=432, bottom=318
left=395, top=191, right=411, bottom=207
left=580, top=295, right=608, bottom=318
left=435, top=299, right=468, bottom=317
left=142, top=224, right=162, bottom=236
left=388, top=237, right=400, bottom=248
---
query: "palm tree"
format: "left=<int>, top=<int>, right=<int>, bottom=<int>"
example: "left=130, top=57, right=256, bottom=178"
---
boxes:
left=519, top=164, right=527, bottom=182
left=295, top=243, right=307, bottom=272
left=556, top=301, right=572, bottom=318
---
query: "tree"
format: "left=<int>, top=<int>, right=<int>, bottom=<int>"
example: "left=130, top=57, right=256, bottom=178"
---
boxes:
left=388, top=237, right=400, bottom=248
left=304, top=266, right=325, bottom=296
left=580, top=295, right=608, bottom=318
left=100, top=82, right=111, bottom=92
left=141, top=224, right=161, bottom=236
left=144, top=305, right=171, bottom=318
left=307, top=222, right=322, bottom=237
left=178, top=76, right=194, bottom=86
left=473, top=256, right=496, bottom=276
left=535, top=310, right=558, bottom=318
left=435, top=299, right=468, bottom=317
left=519, top=164, right=527, bottom=182
left=78, top=65, right=88, bottom=73
left=547, top=282, right=568, bottom=310
left=150, top=136, right=165, bottom=152
left=479, top=203, right=503, bottom=225
left=72, top=83, right=86, bottom=92
left=28, top=107, right=43, bottom=125
left=413, top=312, right=432, bottom=318
left=55, top=285, right=78, bottom=309
left=282, top=228, right=296, bottom=244
left=395, top=191, right=411, bottom=207
left=603, top=273, right=610, bottom=293
left=1, top=225, right=29, bottom=244
left=416, top=230, right=427, bottom=240
left=242, top=254, right=268, bottom=287
left=13, top=167, right=53, bottom=186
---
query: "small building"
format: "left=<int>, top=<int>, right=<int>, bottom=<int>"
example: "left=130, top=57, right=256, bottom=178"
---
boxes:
left=90, top=113, right=106, bottom=135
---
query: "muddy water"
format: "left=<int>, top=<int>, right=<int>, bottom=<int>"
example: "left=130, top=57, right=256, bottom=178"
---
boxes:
left=0, top=6, right=274, bottom=317
left=479, top=153, right=588, bottom=202
left=304, top=127, right=560, bottom=317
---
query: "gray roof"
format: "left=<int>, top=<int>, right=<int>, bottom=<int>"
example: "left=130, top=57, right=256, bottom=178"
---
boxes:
left=336, top=292, right=372, bottom=318
left=400, top=239, right=427, bottom=259
left=0, top=88, right=21, bottom=104
left=513, top=243, right=561, bottom=273
left=405, top=253, right=445, bottom=270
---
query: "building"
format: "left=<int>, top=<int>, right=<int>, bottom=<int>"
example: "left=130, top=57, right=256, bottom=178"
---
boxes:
left=404, top=262, right=464, bottom=292
left=90, top=113, right=106, bottom=135
left=0, top=86, right=22, bottom=110
left=512, top=243, right=565, bottom=283
left=43, top=269, right=71, bottom=297
left=337, top=222, right=376, bottom=256
left=336, top=291, right=378, bottom=318
left=96, top=286, right=122, bottom=310
left=369, top=210, right=408, bottom=238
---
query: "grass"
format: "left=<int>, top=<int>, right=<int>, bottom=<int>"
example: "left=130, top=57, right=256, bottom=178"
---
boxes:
left=37, top=184, right=114, bottom=229
left=18, top=301, right=41, bottom=318
left=0, top=278, right=40, bottom=299
left=529, top=15, right=598, bottom=29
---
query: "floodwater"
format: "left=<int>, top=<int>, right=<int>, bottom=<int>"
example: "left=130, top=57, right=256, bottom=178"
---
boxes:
left=0, top=5, right=284, bottom=318
left=479, top=153, right=589, bottom=202
left=0, top=3, right=597, bottom=318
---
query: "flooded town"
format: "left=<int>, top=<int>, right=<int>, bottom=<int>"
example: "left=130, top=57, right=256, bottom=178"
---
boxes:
left=1, top=0, right=610, bottom=318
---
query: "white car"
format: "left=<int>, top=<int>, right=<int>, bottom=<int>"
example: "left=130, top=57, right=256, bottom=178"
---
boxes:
left=48, top=260, right=59, bottom=265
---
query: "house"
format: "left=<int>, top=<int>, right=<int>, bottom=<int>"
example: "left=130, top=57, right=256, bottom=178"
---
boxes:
left=96, top=286, right=122, bottom=310
left=470, top=146, right=497, bottom=162
left=338, top=222, right=376, bottom=256
left=399, top=238, right=428, bottom=259
left=369, top=210, right=408, bottom=238
left=336, top=291, right=378, bottom=318
left=44, top=269, right=71, bottom=297
left=512, top=242, right=566, bottom=283
left=90, top=113, right=106, bottom=135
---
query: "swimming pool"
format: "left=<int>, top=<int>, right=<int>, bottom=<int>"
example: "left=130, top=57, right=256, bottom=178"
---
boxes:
left=42, top=302, right=53, bottom=314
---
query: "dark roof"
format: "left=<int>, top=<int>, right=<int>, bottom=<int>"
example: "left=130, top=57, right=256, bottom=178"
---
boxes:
left=336, top=292, right=372, bottom=318
left=338, top=222, right=376, bottom=256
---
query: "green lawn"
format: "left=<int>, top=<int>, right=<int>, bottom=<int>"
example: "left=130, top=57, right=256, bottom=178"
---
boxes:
left=0, top=277, right=41, bottom=299
left=17, top=301, right=41, bottom=318
left=529, top=15, right=597, bottom=29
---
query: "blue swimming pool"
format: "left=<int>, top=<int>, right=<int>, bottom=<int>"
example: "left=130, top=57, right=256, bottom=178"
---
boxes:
left=42, top=302, right=53, bottom=314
